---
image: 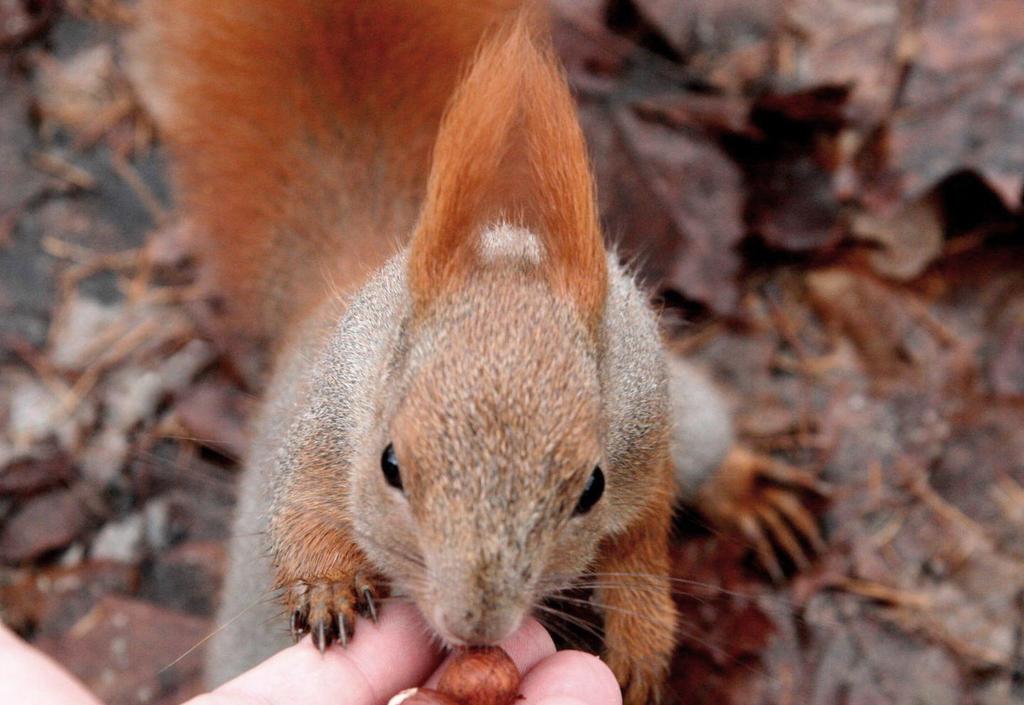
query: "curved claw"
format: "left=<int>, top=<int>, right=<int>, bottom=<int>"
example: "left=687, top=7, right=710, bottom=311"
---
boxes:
left=755, top=503, right=810, bottom=571
left=291, top=609, right=308, bottom=643
left=757, top=457, right=833, bottom=496
left=737, top=513, right=783, bottom=584
left=313, top=620, right=332, bottom=654
left=337, top=612, right=351, bottom=649
left=362, top=587, right=378, bottom=624
left=766, top=487, right=827, bottom=553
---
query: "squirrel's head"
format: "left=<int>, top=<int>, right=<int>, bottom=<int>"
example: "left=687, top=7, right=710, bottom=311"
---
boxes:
left=349, top=18, right=621, bottom=645
left=374, top=244, right=607, bottom=645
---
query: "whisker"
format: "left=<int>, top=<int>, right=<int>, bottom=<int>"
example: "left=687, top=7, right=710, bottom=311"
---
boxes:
left=129, top=448, right=237, bottom=493
left=546, top=593, right=647, bottom=622
left=568, top=571, right=786, bottom=602
left=156, top=433, right=244, bottom=462
left=159, top=589, right=280, bottom=674
left=540, top=572, right=847, bottom=631
left=349, top=525, right=428, bottom=572
left=533, top=602, right=605, bottom=645
left=532, top=609, right=583, bottom=651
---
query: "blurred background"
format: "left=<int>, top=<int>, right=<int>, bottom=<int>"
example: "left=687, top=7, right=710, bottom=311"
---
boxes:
left=0, top=0, right=1021, bottom=703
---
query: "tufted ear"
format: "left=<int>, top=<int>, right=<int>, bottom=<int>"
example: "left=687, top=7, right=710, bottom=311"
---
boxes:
left=407, top=12, right=607, bottom=329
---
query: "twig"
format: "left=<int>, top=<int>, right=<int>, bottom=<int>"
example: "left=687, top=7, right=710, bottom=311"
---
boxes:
left=110, top=152, right=168, bottom=224
left=835, top=577, right=931, bottom=609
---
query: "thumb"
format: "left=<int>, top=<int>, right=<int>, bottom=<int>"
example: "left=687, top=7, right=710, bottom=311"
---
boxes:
left=0, top=624, right=104, bottom=705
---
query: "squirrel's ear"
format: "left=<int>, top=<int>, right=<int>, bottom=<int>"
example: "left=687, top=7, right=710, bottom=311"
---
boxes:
left=407, top=12, right=607, bottom=329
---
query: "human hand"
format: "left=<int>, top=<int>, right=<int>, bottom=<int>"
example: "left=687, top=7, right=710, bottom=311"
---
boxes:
left=0, top=603, right=621, bottom=705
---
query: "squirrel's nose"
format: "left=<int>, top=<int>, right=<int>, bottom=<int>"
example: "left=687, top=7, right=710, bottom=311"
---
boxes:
left=433, top=604, right=521, bottom=646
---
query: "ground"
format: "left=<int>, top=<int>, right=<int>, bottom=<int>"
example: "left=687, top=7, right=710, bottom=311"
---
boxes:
left=0, top=1, right=1022, bottom=704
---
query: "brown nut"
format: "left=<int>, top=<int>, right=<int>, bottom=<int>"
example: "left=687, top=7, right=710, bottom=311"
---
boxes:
left=436, top=646, right=521, bottom=705
left=387, top=687, right=462, bottom=705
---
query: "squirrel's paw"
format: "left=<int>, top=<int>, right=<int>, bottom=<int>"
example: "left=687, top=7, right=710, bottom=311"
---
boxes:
left=605, top=650, right=668, bottom=705
left=284, top=572, right=384, bottom=653
left=697, top=445, right=830, bottom=583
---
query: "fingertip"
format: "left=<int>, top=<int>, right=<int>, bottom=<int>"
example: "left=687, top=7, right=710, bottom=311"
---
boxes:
left=0, top=625, right=104, bottom=705
left=499, top=617, right=557, bottom=673
left=520, top=650, right=621, bottom=705
left=345, top=601, right=444, bottom=690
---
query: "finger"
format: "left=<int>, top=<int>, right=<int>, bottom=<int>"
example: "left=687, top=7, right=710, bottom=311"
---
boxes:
left=520, top=650, right=621, bottom=705
left=424, top=617, right=556, bottom=688
left=755, top=503, right=810, bottom=571
left=737, top=513, right=784, bottom=584
left=211, top=601, right=443, bottom=705
left=766, top=487, right=827, bottom=553
left=0, top=625, right=103, bottom=705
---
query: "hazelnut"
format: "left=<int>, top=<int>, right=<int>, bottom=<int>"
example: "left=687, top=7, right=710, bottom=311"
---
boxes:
left=436, top=646, right=521, bottom=705
left=388, top=687, right=462, bottom=705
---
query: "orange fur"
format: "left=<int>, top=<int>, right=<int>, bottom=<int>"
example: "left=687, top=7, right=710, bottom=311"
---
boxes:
left=407, top=15, right=608, bottom=330
left=596, top=453, right=678, bottom=705
left=132, top=0, right=526, bottom=338
left=136, top=4, right=677, bottom=701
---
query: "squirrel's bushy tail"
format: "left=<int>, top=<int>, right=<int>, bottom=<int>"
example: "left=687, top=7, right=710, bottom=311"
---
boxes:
left=131, top=0, right=528, bottom=338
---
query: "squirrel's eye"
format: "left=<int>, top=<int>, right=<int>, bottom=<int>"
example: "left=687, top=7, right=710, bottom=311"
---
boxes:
left=381, top=443, right=403, bottom=491
left=573, top=466, right=604, bottom=515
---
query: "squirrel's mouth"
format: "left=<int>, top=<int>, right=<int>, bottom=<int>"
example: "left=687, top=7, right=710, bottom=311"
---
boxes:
left=428, top=602, right=526, bottom=647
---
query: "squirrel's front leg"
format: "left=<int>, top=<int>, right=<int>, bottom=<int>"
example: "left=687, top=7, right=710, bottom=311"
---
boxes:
left=271, top=507, right=386, bottom=651
left=595, top=473, right=678, bottom=705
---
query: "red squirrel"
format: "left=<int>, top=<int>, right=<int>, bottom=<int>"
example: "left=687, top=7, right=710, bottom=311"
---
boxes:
left=130, top=1, right=825, bottom=702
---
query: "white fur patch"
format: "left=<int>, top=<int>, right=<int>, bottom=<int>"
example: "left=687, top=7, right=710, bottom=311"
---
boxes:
left=477, top=223, right=542, bottom=264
